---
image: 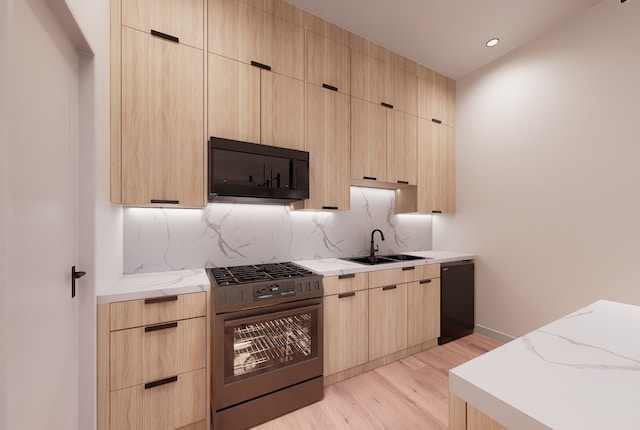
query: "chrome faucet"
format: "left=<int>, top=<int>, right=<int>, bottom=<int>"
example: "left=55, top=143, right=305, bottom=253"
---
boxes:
left=369, top=229, right=385, bottom=262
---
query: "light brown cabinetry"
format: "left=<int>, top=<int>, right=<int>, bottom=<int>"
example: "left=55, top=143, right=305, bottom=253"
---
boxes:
left=418, top=66, right=456, bottom=127
left=407, top=277, right=441, bottom=346
left=417, top=118, right=456, bottom=213
left=98, top=292, right=209, bottom=430
left=323, top=274, right=369, bottom=376
left=111, top=0, right=205, bottom=208
left=295, top=84, right=350, bottom=210
left=307, top=31, right=350, bottom=95
left=368, top=283, right=408, bottom=360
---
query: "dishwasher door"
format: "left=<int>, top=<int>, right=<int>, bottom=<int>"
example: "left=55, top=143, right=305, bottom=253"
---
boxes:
left=438, top=260, right=474, bottom=345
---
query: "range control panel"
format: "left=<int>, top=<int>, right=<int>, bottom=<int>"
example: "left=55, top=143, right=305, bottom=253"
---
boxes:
left=253, top=282, right=296, bottom=301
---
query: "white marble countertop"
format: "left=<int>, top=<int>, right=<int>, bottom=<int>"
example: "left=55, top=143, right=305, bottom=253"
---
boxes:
left=295, top=250, right=475, bottom=277
left=449, top=300, right=640, bottom=430
left=97, top=269, right=210, bottom=304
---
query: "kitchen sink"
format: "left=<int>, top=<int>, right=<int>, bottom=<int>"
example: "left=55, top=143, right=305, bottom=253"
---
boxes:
left=341, top=254, right=428, bottom=266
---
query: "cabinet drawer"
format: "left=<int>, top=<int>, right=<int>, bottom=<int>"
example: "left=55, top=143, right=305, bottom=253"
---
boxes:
left=368, top=267, right=407, bottom=288
left=323, top=272, right=367, bottom=296
left=414, top=263, right=440, bottom=282
left=110, top=368, right=207, bottom=430
left=110, top=316, right=206, bottom=391
left=110, top=292, right=206, bottom=331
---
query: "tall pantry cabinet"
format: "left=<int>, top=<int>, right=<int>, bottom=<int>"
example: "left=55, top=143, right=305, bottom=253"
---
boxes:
left=111, top=0, right=206, bottom=208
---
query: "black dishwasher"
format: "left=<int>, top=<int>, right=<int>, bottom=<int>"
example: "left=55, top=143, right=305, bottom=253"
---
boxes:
left=438, top=260, right=475, bottom=345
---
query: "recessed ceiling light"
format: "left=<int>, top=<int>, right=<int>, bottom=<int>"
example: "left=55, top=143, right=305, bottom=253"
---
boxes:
left=486, top=38, right=499, bottom=47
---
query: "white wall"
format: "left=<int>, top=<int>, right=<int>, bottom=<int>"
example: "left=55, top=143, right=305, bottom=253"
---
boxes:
left=0, top=0, right=8, bottom=427
left=434, top=0, right=640, bottom=338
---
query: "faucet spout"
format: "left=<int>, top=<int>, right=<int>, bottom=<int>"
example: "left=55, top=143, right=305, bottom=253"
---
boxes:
left=369, top=229, right=385, bottom=262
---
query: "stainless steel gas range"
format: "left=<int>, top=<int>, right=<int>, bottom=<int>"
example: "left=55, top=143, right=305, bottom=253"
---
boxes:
left=207, top=262, right=324, bottom=430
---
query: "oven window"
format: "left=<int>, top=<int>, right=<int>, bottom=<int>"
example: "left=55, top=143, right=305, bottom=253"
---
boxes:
left=224, top=308, right=318, bottom=383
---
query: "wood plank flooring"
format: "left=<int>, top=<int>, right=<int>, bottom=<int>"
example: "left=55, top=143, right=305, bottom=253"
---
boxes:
left=251, top=334, right=502, bottom=430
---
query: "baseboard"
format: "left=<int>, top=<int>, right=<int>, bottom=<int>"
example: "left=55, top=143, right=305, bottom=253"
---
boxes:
left=474, top=324, right=515, bottom=344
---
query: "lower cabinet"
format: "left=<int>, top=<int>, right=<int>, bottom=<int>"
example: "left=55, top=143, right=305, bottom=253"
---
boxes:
left=368, top=283, right=408, bottom=361
left=323, top=289, right=369, bottom=376
left=407, top=278, right=441, bottom=347
left=98, top=292, right=209, bottom=430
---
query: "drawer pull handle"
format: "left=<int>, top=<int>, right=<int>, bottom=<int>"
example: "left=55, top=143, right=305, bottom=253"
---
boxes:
left=432, top=210, right=442, bottom=214
left=402, top=266, right=415, bottom=271
left=420, top=279, right=432, bottom=284
left=322, top=83, right=339, bottom=92
left=251, top=60, right=272, bottom=71
left=144, top=321, right=178, bottom=332
left=363, top=176, right=377, bottom=181
left=431, top=118, right=442, bottom=124
left=397, top=180, right=409, bottom=185
left=150, top=199, right=179, bottom=204
left=381, top=102, right=394, bottom=109
left=338, top=273, right=356, bottom=279
left=382, top=285, right=397, bottom=291
left=338, top=292, right=356, bottom=299
left=145, top=375, right=178, bottom=390
left=150, top=29, right=179, bottom=43
left=144, top=295, right=178, bottom=305
left=322, top=206, right=339, bottom=210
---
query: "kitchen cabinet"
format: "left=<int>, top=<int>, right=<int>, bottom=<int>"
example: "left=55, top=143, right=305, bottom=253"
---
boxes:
left=98, top=292, right=209, bottom=430
left=208, top=0, right=304, bottom=81
left=418, top=66, right=456, bottom=127
left=307, top=30, right=350, bottom=95
left=208, top=53, right=305, bottom=150
left=407, top=277, right=440, bottom=347
left=295, top=83, right=350, bottom=210
left=323, top=274, right=369, bottom=377
left=368, top=283, right=408, bottom=361
left=417, top=118, right=456, bottom=213
left=111, top=0, right=205, bottom=207
left=350, top=99, right=417, bottom=186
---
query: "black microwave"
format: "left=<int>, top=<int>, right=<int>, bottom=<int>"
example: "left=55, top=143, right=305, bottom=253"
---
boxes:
left=208, top=137, right=310, bottom=203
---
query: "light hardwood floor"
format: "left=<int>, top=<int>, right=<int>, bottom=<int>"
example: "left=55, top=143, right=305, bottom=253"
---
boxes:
left=251, top=333, right=502, bottom=430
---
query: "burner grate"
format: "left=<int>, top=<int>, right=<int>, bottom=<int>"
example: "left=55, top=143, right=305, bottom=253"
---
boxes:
left=210, top=262, right=315, bottom=286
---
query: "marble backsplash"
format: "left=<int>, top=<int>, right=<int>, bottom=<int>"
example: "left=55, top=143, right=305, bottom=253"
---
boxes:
left=123, top=187, right=432, bottom=274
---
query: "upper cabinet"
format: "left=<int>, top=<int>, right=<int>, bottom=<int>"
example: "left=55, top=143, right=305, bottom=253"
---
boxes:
left=111, top=0, right=206, bottom=207
left=209, top=0, right=304, bottom=80
left=307, top=31, right=350, bottom=95
left=418, top=66, right=456, bottom=127
left=417, top=118, right=456, bottom=214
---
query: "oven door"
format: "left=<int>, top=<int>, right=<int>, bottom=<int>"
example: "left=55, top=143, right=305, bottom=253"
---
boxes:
left=215, top=298, right=323, bottom=411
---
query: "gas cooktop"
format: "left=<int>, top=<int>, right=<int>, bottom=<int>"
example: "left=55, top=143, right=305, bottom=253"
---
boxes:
left=209, top=262, right=316, bottom=286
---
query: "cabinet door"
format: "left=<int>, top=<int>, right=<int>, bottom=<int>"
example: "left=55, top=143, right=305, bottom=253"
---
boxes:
left=368, top=284, right=407, bottom=361
left=400, top=70, right=418, bottom=116
left=418, top=67, right=456, bottom=127
left=323, top=273, right=368, bottom=296
left=261, top=72, right=305, bottom=150
left=417, top=118, right=456, bottom=213
left=269, top=12, right=305, bottom=80
left=307, top=31, right=350, bottom=95
left=407, top=279, right=441, bottom=347
left=350, top=49, right=371, bottom=102
left=324, top=290, right=369, bottom=375
left=386, top=110, right=417, bottom=185
left=350, top=98, right=386, bottom=182
left=121, top=27, right=204, bottom=207
left=122, top=0, right=204, bottom=49
left=208, top=53, right=260, bottom=143
left=306, top=84, right=351, bottom=210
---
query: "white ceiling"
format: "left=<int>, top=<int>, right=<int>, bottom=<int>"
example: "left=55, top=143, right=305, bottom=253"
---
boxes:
left=286, top=0, right=605, bottom=79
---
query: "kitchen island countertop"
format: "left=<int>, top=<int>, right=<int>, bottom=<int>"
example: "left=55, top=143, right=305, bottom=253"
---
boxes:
left=450, top=300, right=640, bottom=429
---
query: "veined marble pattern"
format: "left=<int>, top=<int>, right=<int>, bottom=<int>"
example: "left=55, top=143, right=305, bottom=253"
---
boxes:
left=123, top=187, right=432, bottom=274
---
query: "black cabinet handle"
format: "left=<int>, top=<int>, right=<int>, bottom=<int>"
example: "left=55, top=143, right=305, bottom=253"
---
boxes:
left=338, top=273, right=356, bottom=279
left=144, top=295, right=178, bottom=305
left=322, top=206, right=339, bottom=210
left=381, top=102, right=394, bottom=109
left=420, top=279, right=432, bottom=284
left=144, top=321, right=178, bottom=333
left=322, top=83, right=339, bottom=92
left=397, top=180, right=409, bottom=185
left=144, top=375, right=178, bottom=390
left=382, top=285, right=397, bottom=291
left=363, top=176, right=377, bottom=181
left=431, top=118, right=442, bottom=124
left=338, top=292, right=356, bottom=299
left=150, top=29, right=179, bottom=43
left=150, top=199, right=179, bottom=204
left=432, top=210, right=442, bottom=214
left=402, top=266, right=415, bottom=271
left=251, top=60, right=272, bottom=71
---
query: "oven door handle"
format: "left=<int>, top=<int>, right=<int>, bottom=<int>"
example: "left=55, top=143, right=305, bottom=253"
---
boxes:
left=223, top=302, right=322, bottom=328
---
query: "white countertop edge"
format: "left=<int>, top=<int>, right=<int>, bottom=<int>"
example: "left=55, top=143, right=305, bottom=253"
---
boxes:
left=97, top=269, right=210, bottom=304
left=449, top=372, right=551, bottom=430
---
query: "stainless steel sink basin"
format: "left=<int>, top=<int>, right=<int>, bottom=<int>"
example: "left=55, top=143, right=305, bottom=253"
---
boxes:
left=341, top=254, right=428, bottom=266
